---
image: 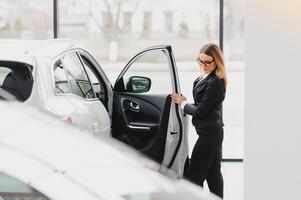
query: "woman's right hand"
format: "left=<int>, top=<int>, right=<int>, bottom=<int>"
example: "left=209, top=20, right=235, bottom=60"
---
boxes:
left=170, top=92, right=187, bottom=105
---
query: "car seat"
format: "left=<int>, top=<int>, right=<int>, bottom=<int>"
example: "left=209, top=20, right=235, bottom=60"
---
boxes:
left=1, top=69, right=33, bottom=102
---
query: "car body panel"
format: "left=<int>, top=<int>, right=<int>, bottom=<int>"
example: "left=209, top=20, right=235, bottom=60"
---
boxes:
left=0, top=39, right=111, bottom=136
left=0, top=102, right=219, bottom=200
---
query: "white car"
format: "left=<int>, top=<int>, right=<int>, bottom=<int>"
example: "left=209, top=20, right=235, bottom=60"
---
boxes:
left=0, top=39, right=188, bottom=177
left=0, top=103, right=219, bottom=200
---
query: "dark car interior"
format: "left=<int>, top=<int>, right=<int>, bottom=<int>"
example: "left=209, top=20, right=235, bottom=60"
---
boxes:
left=0, top=61, right=33, bottom=102
left=112, top=77, right=172, bottom=164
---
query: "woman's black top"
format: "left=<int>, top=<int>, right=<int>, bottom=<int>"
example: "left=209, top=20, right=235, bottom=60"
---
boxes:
left=184, top=72, right=225, bottom=128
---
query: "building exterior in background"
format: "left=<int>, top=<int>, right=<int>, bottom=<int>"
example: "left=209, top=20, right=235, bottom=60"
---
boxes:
left=0, top=0, right=52, bottom=39
left=0, top=0, right=244, bottom=62
left=59, top=0, right=218, bottom=38
left=58, top=0, right=220, bottom=61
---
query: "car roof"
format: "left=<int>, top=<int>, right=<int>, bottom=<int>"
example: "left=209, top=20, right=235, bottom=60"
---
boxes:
left=0, top=102, right=218, bottom=200
left=0, top=39, right=83, bottom=64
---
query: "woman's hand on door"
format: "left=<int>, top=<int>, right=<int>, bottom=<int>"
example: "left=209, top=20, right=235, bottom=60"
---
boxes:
left=170, top=92, right=187, bottom=105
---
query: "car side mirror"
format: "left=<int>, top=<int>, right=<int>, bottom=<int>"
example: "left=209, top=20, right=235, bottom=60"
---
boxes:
left=126, top=76, right=151, bottom=93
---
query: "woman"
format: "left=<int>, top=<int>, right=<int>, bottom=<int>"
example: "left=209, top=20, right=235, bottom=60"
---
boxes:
left=170, top=43, right=227, bottom=198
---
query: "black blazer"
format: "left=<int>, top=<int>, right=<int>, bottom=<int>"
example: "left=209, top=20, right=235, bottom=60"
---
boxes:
left=184, top=72, right=225, bottom=128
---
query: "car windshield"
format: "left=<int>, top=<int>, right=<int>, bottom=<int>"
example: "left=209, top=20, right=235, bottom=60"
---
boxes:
left=0, top=61, right=33, bottom=102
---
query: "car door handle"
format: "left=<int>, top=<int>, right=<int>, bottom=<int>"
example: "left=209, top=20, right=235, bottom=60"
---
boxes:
left=126, top=124, right=150, bottom=131
left=126, top=122, right=158, bottom=131
left=129, top=101, right=140, bottom=112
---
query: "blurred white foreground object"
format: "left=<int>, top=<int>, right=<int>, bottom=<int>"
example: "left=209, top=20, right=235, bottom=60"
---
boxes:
left=0, top=102, right=219, bottom=200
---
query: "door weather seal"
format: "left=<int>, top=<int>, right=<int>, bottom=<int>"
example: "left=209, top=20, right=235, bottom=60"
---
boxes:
left=167, top=47, right=183, bottom=169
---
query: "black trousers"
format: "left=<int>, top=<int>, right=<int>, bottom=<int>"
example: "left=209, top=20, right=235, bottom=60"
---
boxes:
left=187, top=126, right=224, bottom=198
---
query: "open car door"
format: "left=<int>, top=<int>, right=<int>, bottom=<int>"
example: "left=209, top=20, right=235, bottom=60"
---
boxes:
left=112, top=45, right=188, bottom=177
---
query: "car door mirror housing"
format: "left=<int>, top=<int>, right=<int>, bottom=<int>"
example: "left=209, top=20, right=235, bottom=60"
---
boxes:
left=126, top=76, right=151, bottom=93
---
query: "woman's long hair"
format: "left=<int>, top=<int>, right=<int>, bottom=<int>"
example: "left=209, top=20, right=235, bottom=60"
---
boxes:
left=199, top=43, right=228, bottom=88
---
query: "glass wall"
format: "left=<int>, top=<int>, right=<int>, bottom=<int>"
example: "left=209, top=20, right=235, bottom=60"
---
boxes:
left=58, top=0, right=219, bottom=62
left=224, top=0, right=245, bottom=62
left=0, top=0, right=53, bottom=39
left=223, top=0, right=245, bottom=159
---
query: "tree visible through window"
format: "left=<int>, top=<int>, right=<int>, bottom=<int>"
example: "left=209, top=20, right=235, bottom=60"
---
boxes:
left=123, top=12, right=132, bottom=32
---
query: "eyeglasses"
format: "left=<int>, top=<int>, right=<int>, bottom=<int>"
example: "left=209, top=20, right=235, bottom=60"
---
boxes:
left=196, top=58, right=214, bottom=66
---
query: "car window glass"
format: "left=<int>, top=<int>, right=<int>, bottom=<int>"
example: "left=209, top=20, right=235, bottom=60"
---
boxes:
left=0, top=67, right=12, bottom=86
left=54, top=60, right=71, bottom=94
left=0, top=171, right=50, bottom=200
left=82, top=64, right=101, bottom=98
left=79, top=55, right=106, bottom=101
left=122, top=50, right=172, bottom=94
left=62, top=53, right=95, bottom=99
